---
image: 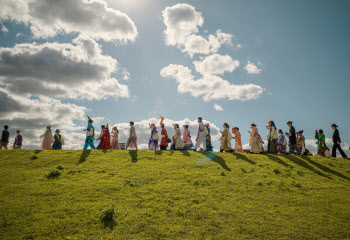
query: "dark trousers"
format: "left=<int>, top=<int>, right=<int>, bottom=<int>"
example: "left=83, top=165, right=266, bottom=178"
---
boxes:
left=270, top=139, right=278, bottom=154
left=332, top=143, right=347, bottom=158
left=267, top=140, right=271, bottom=153
left=160, top=145, right=167, bottom=150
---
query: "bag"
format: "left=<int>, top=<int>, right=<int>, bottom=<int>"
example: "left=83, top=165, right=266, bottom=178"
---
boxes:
left=152, top=131, right=159, bottom=141
left=324, top=149, right=331, bottom=158
left=86, top=128, right=94, bottom=137
left=61, top=139, right=65, bottom=145
left=282, top=137, right=287, bottom=146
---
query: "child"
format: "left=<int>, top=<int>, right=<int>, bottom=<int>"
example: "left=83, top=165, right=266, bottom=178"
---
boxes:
left=315, top=129, right=330, bottom=157
left=277, top=129, right=287, bottom=154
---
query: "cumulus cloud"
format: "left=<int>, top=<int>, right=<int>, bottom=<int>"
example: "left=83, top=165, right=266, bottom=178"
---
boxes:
left=162, top=3, right=233, bottom=57
left=160, top=64, right=264, bottom=101
left=194, top=54, right=239, bottom=76
left=214, top=104, right=223, bottom=111
left=0, top=88, right=87, bottom=149
left=0, top=34, right=129, bottom=100
left=1, top=25, right=9, bottom=33
left=0, top=0, right=138, bottom=43
left=245, top=61, right=262, bottom=74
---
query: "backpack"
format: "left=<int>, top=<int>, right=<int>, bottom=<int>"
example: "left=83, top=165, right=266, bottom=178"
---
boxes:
left=152, top=131, right=159, bottom=141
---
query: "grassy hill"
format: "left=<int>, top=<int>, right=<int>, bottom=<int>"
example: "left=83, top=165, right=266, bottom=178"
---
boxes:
left=0, top=150, right=350, bottom=240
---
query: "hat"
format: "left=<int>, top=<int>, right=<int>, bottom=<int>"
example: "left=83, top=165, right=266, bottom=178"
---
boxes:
left=150, top=123, right=155, bottom=127
left=298, top=130, right=304, bottom=134
left=287, top=121, right=293, bottom=124
left=55, top=129, right=60, bottom=133
left=251, top=123, right=257, bottom=127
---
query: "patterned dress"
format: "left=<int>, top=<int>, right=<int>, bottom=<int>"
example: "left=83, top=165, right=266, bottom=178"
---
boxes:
left=232, top=129, right=244, bottom=153
left=277, top=133, right=286, bottom=154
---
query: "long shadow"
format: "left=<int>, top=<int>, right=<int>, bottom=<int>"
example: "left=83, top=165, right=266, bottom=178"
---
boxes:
left=34, top=150, right=42, bottom=154
left=197, top=152, right=231, bottom=172
left=302, top=155, right=350, bottom=181
left=129, top=150, right=138, bottom=163
left=280, top=155, right=331, bottom=179
left=234, top=153, right=256, bottom=165
left=266, top=154, right=293, bottom=168
left=79, top=150, right=91, bottom=164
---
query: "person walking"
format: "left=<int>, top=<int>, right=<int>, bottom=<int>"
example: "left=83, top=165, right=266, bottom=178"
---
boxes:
left=331, top=124, right=347, bottom=158
left=0, top=125, right=10, bottom=150
left=285, top=121, right=301, bottom=155
left=13, top=130, right=23, bottom=150
left=192, top=117, right=207, bottom=151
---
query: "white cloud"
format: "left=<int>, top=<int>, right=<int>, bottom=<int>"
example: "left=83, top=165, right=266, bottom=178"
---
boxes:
left=162, top=4, right=233, bottom=57
left=194, top=54, right=239, bottom=76
left=160, top=64, right=264, bottom=101
left=0, top=34, right=129, bottom=100
left=0, top=88, right=87, bottom=150
left=245, top=61, right=262, bottom=74
left=1, top=25, right=9, bottom=33
left=214, top=104, right=223, bottom=111
left=0, top=0, right=138, bottom=43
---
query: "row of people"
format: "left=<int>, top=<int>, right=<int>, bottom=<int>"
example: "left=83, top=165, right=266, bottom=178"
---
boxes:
left=1, top=118, right=348, bottom=158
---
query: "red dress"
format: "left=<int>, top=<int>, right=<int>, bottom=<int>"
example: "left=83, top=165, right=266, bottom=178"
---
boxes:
left=98, top=129, right=111, bottom=150
left=160, top=128, right=169, bottom=146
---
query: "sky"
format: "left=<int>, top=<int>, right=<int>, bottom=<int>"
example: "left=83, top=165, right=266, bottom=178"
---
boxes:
left=0, top=0, right=349, bottom=155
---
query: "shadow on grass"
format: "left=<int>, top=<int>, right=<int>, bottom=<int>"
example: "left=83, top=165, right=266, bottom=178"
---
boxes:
left=197, top=152, right=231, bottom=171
left=280, top=155, right=331, bottom=179
left=79, top=150, right=91, bottom=164
left=34, top=150, right=42, bottom=154
left=129, top=150, right=138, bottom=163
left=266, top=154, right=293, bottom=168
left=302, top=155, right=350, bottom=181
left=235, top=153, right=256, bottom=165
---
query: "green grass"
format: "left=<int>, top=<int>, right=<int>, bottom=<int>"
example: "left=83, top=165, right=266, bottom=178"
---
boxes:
left=0, top=150, right=350, bottom=240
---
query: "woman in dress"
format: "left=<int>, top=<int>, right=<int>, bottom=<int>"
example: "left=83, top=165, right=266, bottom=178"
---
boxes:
left=277, top=129, right=287, bottom=154
left=182, top=125, right=192, bottom=150
left=220, top=123, right=233, bottom=152
left=205, top=123, right=213, bottom=151
left=98, top=124, right=111, bottom=150
left=126, top=121, right=138, bottom=150
left=40, top=126, right=53, bottom=150
left=296, top=130, right=310, bottom=155
left=160, top=123, right=170, bottom=150
left=148, top=123, right=159, bottom=151
left=232, top=127, right=244, bottom=153
left=266, top=120, right=278, bottom=154
left=52, top=129, right=63, bottom=150
left=315, top=129, right=329, bottom=156
left=110, top=127, right=120, bottom=150
left=171, top=124, right=184, bottom=150
left=249, top=124, right=262, bottom=154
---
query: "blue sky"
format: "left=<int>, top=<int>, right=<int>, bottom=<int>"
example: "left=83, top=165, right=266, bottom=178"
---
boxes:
left=0, top=0, right=349, bottom=153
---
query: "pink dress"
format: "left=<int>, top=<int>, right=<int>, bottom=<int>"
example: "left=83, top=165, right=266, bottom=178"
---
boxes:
left=182, top=129, right=192, bottom=146
left=111, top=130, right=120, bottom=150
left=40, top=129, right=52, bottom=150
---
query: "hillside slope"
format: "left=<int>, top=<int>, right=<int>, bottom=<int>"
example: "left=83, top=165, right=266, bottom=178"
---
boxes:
left=0, top=150, right=350, bottom=240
